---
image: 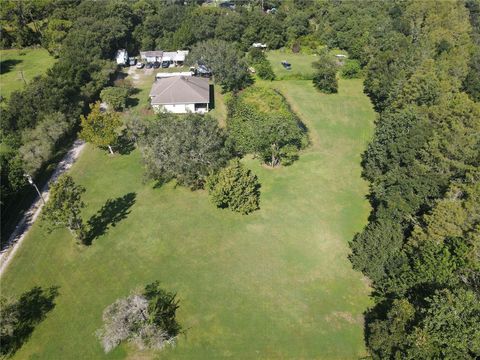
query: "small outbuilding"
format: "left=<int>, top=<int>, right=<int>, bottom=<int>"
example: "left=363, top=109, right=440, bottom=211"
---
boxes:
left=149, top=76, right=210, bottom=114
left=140, top=50, right=163, bottom=63
left=116, top=49, right=128, bottom=65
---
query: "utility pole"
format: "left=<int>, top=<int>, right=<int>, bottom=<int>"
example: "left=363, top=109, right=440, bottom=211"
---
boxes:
left=24, top=174, right=46, bottom=205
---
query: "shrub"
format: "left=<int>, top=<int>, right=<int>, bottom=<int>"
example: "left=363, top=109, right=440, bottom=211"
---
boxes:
left=312, top=51, right=338, bottom=93
left=206, top=160, right=260, bottom=214
left=100, top=86, right=129, bottom=111
left=341, top=59, right=362, bottom=79
left=255, top=60, right=275, bottom=80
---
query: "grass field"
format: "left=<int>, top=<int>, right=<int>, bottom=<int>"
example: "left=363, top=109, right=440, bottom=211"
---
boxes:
left=267, top=50, right=317, bottom=80
left=0, top=48, right=55, bottom=99
left=1, top=79, right=375, bottom=359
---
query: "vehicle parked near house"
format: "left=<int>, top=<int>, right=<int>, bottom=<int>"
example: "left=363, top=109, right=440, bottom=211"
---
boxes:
left=136, top=62, right=145, bottom=69
left=161, top=60, right=170, bottom=68
left=145, top=62, right=153, bottom=69
left=153, top=61, right=161, bottom=69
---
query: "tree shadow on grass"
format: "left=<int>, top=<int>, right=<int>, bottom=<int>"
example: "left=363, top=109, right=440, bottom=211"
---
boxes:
left=1, top=286, right=59, bottom=357
left=85, top=192, right=136, bottom=245
left=0, top=59, right=23, bottom=75
left=116, top=130, right=136, bottom=155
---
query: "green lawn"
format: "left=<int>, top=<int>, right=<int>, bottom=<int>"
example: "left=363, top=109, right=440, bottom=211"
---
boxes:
left=267, top=50, right=317, bottom=80
left=1, top=79, right=375, bottom=359
left=0, top=48, right=55, bottom=99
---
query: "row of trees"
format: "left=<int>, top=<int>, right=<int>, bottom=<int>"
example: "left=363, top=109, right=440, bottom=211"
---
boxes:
left=0, top=0, right=142, bottom=243
left=343, top=0, right=480, bottom=358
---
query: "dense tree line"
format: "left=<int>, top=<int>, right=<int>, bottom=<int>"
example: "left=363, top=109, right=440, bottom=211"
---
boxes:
left=344, top=1, right=480, bottom=358
left=0, top=0, right=138, bottom=243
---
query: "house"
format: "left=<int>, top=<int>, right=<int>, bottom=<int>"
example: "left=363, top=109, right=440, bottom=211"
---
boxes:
left=149, top=76, right=210, bottom=114
left=116, top=49, right=128, bottom=65
left=162, top=50, right=189, bottom=66
left=140, top=50, right=163, bottom=63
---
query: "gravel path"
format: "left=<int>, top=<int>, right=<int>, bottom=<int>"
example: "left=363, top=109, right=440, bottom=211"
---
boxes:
left=0, top=140, right=86, bottom=277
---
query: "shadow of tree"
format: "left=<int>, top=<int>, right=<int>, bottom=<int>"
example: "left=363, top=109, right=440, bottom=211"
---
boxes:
left=85, top=193, right=136, bottom=244
left=1, top=286, right=59, bottom=357
left=0, top=59, right=23, bottom=75
left=116, top=130, right=136, bottom=155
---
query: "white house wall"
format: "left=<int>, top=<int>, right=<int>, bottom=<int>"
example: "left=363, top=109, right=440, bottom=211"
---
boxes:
left=152, top=103, right=206, bottom=114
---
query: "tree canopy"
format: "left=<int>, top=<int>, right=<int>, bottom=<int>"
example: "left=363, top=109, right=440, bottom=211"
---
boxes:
left=138, top=113, right=230, bottom=189
left=79, top=102, right=122, bottom=154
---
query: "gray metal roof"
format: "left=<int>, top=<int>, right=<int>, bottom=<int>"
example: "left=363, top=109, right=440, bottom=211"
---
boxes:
left=149, top=76, right=210, bottom=105
left=140, top=50, right=163, bottom=58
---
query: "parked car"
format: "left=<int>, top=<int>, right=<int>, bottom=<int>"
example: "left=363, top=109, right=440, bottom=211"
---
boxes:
left=145, top=62, right=153, bottom=69
left=196, top=64, right=212, bottom=77
left=129, top=57, right=137, bottom=66
left=136, top=62, right=145, bottom=69
left=153, top=61, right=161, bottom=69
left=161, top=60, right=170, bottom=68
left=281, top=61, right=292, bottom=70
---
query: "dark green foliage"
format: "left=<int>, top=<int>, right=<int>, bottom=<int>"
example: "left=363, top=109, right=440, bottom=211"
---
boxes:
left=347, top=0, right=479, bottom=358
left=0, top=286, right=58, bottom=357
left=312, top=52, right=338, bottom=93
left=367, top=289, right=480, bottom=359
left=206, top=159, right=260, bottom=214
left=143, top=281, right=181, bottom=338
left=41, top=174, right=86, bottom=243
left=187, top=39, right=252, bottom=92
left=139, top=113, right=230, bottom=189
left=226, top=86, right=307, bottom=167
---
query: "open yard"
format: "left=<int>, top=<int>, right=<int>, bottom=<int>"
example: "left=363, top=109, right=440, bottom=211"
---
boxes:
left=0, top=48, right=55, bottom=99
left=267, top=50, right=317, bottom=80
left=1, top=79, right=375, bottom=359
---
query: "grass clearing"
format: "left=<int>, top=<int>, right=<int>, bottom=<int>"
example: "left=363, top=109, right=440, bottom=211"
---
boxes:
left=267, top=50, right=317, bottom=80
left=0, top=48, right=55, bottom=99
left=2, top=79, right=375, bottom=359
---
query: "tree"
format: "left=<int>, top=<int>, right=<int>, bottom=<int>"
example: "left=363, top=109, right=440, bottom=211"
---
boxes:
left=96, top=282, right=180, bottom=353
left=312, top=53, right=338, bottom=93
left=79, top=102, right=121, bottom=154
left=139, top=113, right=230, bottom=189
left=41, top=174, right=86, bottom=243
left=19, top=112, right=72, bottom=176
left=206, top=160, right=260, bottom=214
left=227, top=87, right=307, bottom=167
left=187, top=39, right=252, bottom=92
left=41, top=19, right=73, bottom=57
left=100, top=87, right=129, bottom=111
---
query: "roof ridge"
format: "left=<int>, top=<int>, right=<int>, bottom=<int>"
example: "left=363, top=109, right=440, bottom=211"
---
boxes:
left=180, top=77, right=209, bottom=98
left=155, top=77, right=181, bottom=99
